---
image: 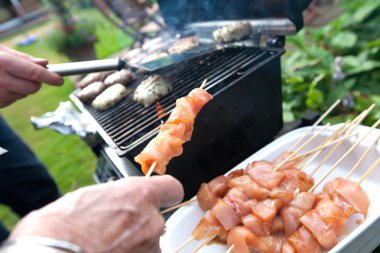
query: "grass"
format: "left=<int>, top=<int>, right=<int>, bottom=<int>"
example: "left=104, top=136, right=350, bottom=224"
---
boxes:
left=0, top=7, right=132, bottom=230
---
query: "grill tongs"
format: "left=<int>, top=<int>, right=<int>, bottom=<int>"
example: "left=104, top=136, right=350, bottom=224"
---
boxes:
left=47, top=58, right=128, bottom=76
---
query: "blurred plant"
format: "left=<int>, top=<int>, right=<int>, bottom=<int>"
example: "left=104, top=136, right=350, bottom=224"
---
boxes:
left=282, top=0, right=380, bottom=125
left=46, top=0, right=97, bottom=53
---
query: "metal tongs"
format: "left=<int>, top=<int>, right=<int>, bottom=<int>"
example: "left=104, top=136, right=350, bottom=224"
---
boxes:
left=47, top=58, right=128, bottom=76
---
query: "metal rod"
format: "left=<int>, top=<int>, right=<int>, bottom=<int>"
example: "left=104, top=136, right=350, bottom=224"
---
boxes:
left=47, top=58, right=125, bottom=76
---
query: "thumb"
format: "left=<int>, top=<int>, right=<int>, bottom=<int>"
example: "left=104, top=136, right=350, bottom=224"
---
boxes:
left=147, top=175, right=184, bottom=208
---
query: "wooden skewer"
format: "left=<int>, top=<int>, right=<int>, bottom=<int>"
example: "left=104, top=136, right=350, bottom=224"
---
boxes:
left=226, top=245, right=234, bottom=253
left=287, top=131, right=358, bottom=163
left=287, top=99, right=341, bottom=152
left=145, top=161, right=157, bottom=177
left=173, top=236, right=194, bottom=253
left=308, top=118, right=380, bottom=193
left=273, top=123, right=331, bottom=171
left=347, top=133, right=380, bottom=180
left=275, top=99, right=340, bottom=170
left=200, top=79, right=208, bottom=89
left=300, top=120, right=351, bottom=171
left=193, top=236, right=215, bottom=253
left=307, top=109, right=371, bottom=176
left=161, top=198, right=198, bottom=214
left=357, top=157, right=380, bottom=185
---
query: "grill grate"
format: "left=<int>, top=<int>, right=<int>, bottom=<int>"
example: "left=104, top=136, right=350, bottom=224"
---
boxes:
left=82, top=46, right=282, bottom=154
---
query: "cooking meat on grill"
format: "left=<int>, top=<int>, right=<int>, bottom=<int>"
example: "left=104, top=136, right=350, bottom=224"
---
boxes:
left=77, top=71, right=113, bottom=88
left=76, top=81, right=106, bottom=103
left=168, top=36, right=199, bottom=54
left=212, top=21, right=251, bottom=43
left=133, top=75, right=173, bottom=107
left=104, top=69, right=133, bottom=87
left=92, top=83, right=130, bottom=111
left=134, top=87, right=213, bottom=175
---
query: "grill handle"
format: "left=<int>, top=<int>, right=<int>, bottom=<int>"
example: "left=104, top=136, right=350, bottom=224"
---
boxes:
left=47, top=58, right=126, bottom=76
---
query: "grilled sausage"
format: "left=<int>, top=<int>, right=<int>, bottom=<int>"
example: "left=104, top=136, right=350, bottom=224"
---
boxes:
left=168, top=36, right=199, bottom=54
left=76, top=81, right=106, bottom=103
left=133, top=75, right=172, bottom=107
left=77, top=71, right=114, bottom=88
left=92, top=83, right=129, bottom=111
left=213, top=21, right=251, bottom=43
left=104, top=69, right=133, bottom=87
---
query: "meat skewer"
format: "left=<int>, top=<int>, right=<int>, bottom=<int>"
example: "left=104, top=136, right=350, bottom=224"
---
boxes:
left=161, top=122, right=355, bottom=214
left=135, top=80, right=212, bottom=176
left=186, top=122, right=377, bottom=253
left=308, top=118, right=380, bottom=193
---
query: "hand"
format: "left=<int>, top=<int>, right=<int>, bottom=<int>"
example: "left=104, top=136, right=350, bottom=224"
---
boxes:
left=0, top=45, right=64, bottom=108
left=10, top=175, right=184, bottom=253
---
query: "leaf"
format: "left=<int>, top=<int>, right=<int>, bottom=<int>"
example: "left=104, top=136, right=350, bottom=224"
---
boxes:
left=306, top=87, right=324, bottom=110
left=342, top=56, right=380, bottom=75
left=352, top=1, right=380, bottom=23
left=326, top=79, right=355, bottom=105
left=330, top=31, right=358, bottom=50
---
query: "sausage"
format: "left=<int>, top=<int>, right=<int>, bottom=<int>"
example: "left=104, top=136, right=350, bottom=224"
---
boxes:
left=104, top=69, right=133, bottom=87
left=92, top=83, right=129, bottom=110
left=76, top=81, right=106, bottom=103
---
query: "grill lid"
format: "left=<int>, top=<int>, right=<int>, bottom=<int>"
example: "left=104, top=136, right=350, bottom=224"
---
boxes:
left=157, top=0, right=311, bottom=34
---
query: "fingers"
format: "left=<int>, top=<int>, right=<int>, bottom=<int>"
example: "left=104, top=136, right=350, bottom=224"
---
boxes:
left=0, top=70, right=42, bottom=95
left=0, top=44, right=48, bottom=66
left=0, top=52, right=63, bottom=86
left=148, top=175, right=184, bottom=208
left=0, top=89, right=26, bottom=108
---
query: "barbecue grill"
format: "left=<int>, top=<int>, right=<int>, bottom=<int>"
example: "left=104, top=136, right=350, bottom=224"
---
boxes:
left=70, top=0, right=312, bottom=199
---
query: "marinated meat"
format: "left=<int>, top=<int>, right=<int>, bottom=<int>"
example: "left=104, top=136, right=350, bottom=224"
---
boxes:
left=227, top=226, right=269, bottom=253
left=92, top=83, right=129, bottom=111
left=76, top=81, right=105, bottom=103
left=246, top=160, right=285, bottom=190
left=168, top=36, right=199, bottom=54
left=134, top=87, right=212, bottom=175
left=227, top=175, right=270, bottom=200
left=133, top=75, right=172, bottom=107
left=213, top=21, right=251, bottom=43
left=104, top=69, right=133, bottom=87
left=287, top=227, right=323, bottom=253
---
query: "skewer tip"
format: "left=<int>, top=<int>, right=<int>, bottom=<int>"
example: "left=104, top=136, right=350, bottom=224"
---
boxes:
left=200, top=79, right=208, bottom=89
left=145, top=161, right=157, bottom=177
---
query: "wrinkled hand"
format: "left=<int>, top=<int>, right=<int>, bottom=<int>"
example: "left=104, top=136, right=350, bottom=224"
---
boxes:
left=10, top=175, right=184, bottom=253
left=0, top=45, right=63, bottom=108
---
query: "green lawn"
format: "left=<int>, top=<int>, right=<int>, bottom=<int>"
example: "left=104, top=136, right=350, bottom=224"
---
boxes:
left=0, top=8, right=132, bottom=230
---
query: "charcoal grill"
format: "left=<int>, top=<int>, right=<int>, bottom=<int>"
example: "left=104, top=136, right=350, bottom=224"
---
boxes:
left=70, top=0, right=312, bottom=199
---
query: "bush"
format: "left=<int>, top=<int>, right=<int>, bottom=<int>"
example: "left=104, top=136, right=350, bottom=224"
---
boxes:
left=47, top=18, right=97, bottom=53
left=282, top=0, right=380, bottom=125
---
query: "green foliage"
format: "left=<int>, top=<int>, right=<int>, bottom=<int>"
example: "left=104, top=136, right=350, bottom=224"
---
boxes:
left=283, top=0, right=380, bottom=124
left=47, top=18, right=97, bottom=52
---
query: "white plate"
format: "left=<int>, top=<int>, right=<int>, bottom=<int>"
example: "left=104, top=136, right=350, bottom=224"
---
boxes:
left=160, top=125, right=380, bottom=253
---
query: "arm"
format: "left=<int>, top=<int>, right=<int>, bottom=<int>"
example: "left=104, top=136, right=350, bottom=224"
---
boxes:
left=6, top=175, right=184, bottom=253
left=0, top=45, right=63, bottom=108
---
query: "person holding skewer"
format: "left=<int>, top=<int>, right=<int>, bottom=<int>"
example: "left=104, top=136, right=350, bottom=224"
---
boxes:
left=0, top=45, right=186, bottom=253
